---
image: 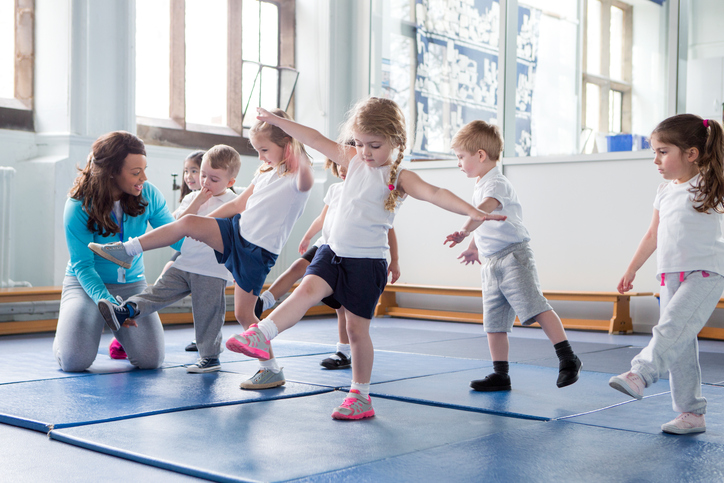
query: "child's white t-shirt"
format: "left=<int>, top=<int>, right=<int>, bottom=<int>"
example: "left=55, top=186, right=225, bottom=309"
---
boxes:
left=239, top=167, right=311, bottom=255
left=327, top=156, right=404, bottom=259
left=172, top=189, right=237, bottom=281
left=654, top=174, right=724, bottom=276
left=314, top=181, right=344, bottom=248
left=472, top=166, right=531, bottom=257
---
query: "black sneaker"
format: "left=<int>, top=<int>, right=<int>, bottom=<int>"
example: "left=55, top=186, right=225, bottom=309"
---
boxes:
left=557, top=356, right=582, bottom=388
left=320, top=352, right=352, bottom=370
left=186, top=357, right=221, bottom=373
left=185, top=340, right=198, bottom=352
left=98, top=297, right=131, bottom=331
left=470, top=372, right=511, bottom=392
left=254, top=297, right=264, bottom=319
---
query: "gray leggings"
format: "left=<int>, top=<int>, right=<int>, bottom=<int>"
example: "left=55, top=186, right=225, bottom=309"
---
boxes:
left=127, top=267, right=228, bottom=358
left=53, top=276, right=165, bottom=372
left=632, top=270, right=724, bottom=414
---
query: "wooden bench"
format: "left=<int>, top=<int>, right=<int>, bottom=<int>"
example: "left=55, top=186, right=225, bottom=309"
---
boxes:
left=375, top=283, right=653, bottom=334
left=0, top=284, right=334, bottom=336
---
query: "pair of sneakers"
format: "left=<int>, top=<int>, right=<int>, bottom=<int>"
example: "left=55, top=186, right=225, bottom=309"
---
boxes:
left=98, top=296, right=136, bottom=331
left=609, top=371, right=706, bottom=434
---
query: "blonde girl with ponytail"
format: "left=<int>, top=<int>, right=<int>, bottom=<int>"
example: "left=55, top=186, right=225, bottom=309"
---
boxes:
left=226, top=98, right=506, bottom=420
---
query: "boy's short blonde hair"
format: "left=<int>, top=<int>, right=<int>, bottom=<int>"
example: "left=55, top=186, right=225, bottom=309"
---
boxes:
left=203, top=144, right=241, bottom=178
left=450, top=120, right=503, bottom=161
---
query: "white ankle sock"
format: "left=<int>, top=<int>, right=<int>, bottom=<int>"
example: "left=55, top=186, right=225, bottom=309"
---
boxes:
left=257, top=318, right=279, bottom=340
left=350, top=381, right=370, bottom=398
left=123, top=237, right=143, bottom=256
left=259, top=357, right=281, bottom=373
left=260, top=290, right=276, bottom=311
left=336, top=342, right=351, bottom=358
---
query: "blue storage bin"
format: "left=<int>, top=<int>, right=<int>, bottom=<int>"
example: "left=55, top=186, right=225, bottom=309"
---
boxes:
left=607, top=134, right=633, bottom=152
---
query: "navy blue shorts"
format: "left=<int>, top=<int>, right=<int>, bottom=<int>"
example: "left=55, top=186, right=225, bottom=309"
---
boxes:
left=305, top=245, right=387, bottom=319
left=215, top=215, right=278, bottom=296
left=300, top=245, right=342, bottom=310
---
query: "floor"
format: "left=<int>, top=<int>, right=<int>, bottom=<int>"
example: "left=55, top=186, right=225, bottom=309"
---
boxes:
left=2, top=317, right=724, bottom=482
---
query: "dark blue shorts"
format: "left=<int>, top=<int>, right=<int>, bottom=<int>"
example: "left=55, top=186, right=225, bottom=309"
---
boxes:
left=301, top=245, right=342, bottom=310
left=215, top=215, right=278, bottom=296
left=305, top=245, right=387, bottom=319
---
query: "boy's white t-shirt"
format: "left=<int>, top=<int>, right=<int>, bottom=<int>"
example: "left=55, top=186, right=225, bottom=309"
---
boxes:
left=654, top=174, right=724, bottom=276
left=327, top=156, right=404, bottom=259
left=472, top=166, right=531, bottom=257
left=172, top=189, right=237, bottom=282
left=239, top=167, right=311, bottom=255
left=314, top=181, right=344, bottom=248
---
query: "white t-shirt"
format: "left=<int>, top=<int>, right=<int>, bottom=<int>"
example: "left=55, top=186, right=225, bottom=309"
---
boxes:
left=239, top=168, right=311, bottom=255
left=654, top=174, right=724, bottom=276
left=327, top=156, right=404, bottom=258
left=172, top=189, right=237, bottom=281
left=314, top=182, right=344, bottom=248
left=472, top=166, right=531, bottom=257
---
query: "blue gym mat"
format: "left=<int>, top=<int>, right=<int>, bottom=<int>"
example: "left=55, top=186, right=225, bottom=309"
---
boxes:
left=370, top=365, right=672, bottom=421
left=50, top=391, right=539, bottom=483
left=0, top=351, right=179, bottom=385
left=564, top=384, right=724, bottom=443
left=222, top=349, right=492, bottom=388
left=0, top=422, right=206, bottom=482
left=292, top=420, right=724, bottom=483
left=0, top=366, right=331, bottom=432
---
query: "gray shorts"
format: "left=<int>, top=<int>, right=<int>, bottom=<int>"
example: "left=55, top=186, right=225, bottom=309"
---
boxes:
left=481, top=241, right=552, bottom=333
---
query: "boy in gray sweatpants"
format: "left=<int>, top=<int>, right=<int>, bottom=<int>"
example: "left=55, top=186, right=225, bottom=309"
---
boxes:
left=98, top=145, right=241, bottom=372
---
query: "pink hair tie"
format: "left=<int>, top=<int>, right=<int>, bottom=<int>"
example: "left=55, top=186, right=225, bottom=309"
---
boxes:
left=388, top=184, right=395, bottom=191
left=704, top=119, right=709, bottom=128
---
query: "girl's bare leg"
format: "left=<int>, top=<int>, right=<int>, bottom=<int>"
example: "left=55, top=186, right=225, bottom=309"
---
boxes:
left=345, top=313, right=373, bottom=383
left=337, top=308, right=349, bottom=344
left=266, top=258, right=311, bottom=300
left=265, top=275, right=334, bottom=332
left=139, top=215, right=224, bottom=254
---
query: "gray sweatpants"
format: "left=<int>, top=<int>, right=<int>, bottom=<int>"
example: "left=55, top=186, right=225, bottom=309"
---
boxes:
left=632, top=270, right=724, bottom=414
left=127, top=267, right=228, bottom=358
left=53, top=276, right=165, bottom=372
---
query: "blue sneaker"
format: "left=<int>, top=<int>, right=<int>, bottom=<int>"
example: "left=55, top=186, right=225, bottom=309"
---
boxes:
left=88, top=241, right=134, bottom=269
left=98, top=296, right=135, bottom=331
left=186, top=357, right=221, bottom=373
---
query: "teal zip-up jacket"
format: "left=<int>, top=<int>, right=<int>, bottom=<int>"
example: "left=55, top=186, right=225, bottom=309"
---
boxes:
left=64, top=182, right=183, bottom=304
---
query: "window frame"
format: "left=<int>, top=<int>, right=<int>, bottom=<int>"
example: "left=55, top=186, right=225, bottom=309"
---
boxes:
left=136, top=0, right=296, bottom=156
left=0, top=0, right=34, bottom=132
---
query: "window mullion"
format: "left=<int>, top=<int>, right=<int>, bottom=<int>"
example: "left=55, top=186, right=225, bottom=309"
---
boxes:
left=598, top=0, right=611, bottom=132
left=278, top=0, right=295, bottom=118
left=170, top=0, right=185, bottom=128
left=228, top=0, right=243, bottom=133
left=14, top=0, right=33, bottom=109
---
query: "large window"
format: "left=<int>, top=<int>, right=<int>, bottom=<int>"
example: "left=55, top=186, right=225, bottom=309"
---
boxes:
left=136, top=0, right=297, bottom=155
left=0, top=0, right=33, bottom=132
left=371, top=0, right=670, bottom=159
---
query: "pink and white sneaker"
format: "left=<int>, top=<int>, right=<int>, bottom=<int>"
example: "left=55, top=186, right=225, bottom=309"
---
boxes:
left=225, top=324, right=271, bottom=359
left=661, top=412, right=706, bottom=434
left=609, top=371, right=645, bottom=400
left=331, top=390, right=375, bottom=420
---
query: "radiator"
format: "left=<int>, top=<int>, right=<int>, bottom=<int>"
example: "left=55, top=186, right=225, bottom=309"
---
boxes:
left=0, top=167, right=16, bottom=288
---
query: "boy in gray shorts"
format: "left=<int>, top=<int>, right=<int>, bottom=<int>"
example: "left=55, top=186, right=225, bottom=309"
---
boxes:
left=445, top=121, right=581, bottom=391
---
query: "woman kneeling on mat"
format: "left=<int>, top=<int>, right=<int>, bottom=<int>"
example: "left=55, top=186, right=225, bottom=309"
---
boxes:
left=53, top=131, right=182, bottom=371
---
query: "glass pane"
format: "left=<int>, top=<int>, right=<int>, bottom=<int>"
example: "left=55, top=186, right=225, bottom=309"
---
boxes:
left=609, top=5, right=623, bottom=80
left=521, top=0, right=577, bottom=19
left=186, top=0, right=227, bottom=126
left=390, top=0, right=412, bottom=21
left=0, top=0, right=13, bottom=99
left=609, top=90, right=622, bottom=133
left=387, top=34, right=413, bottom=145
left=586, top=0, right=601, bottom=75
left=259, top=1, right=278, bottom=65
left=135, top=0, right=170, bottom=119
left=260, top=66, right=278, bottom=109
left=242, top=66, right=261, bottom=128
left=585, top=83, right=600, bottom=130
left=279, top=68, right=298, bottom=111
left=684, top=1, right=724, bottom=123
left=520, top=3, right=578, bottom=156
left=242, top=61, right=260, bottom=116
left=242, top=0, right=260, bottom=62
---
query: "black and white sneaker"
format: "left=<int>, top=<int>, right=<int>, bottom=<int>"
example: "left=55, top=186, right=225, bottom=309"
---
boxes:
left=320, top=352, right=352, bottom=370
left=185, top=340, right=198, bottom=352
left=98, top=296, right=133, bottom=332
left=186, top=357, right=221, bottom=373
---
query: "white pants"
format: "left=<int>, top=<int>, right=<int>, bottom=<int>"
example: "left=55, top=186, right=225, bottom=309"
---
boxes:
left=632, top=270, right=724, bottom=414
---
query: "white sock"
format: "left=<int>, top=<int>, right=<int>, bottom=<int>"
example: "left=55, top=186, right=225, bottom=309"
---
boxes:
left=336, top=342, right=351, bottom=358
left=260, top=357, right=281, bottom=373
left=257, top=318, right=279, bottom=341
left=123, top=237, right=143, bottom=257
left=260, top=290, right=276, bottom=311
left=350, top=381, right=370, bottom=398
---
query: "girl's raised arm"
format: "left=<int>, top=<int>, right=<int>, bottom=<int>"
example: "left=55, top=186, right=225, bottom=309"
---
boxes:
left=208, top=184, right=254, bottom=219
left=296, top=150, right=314, bottom=193
left=256, top=108, right=355, bottom=167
